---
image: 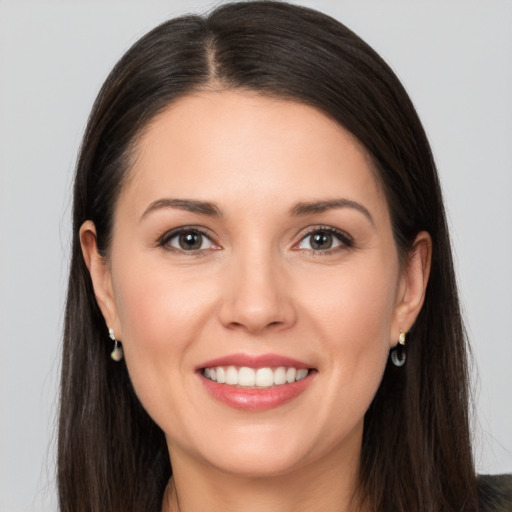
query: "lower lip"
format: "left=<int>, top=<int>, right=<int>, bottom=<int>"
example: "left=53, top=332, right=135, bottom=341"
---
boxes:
left=199, top=371, right=315, bottom=412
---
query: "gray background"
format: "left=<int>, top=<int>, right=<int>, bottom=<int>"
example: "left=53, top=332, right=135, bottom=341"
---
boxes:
left=1, top=1, right=511, bottom=510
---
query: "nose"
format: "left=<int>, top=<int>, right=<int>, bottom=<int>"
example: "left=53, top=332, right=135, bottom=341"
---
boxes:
left=218, top=250, right=297, bottom=334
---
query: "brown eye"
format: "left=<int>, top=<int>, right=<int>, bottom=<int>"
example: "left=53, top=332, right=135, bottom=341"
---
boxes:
left=162, top=229, right=217, bottom=252
left=178, top=232, right=204, bottom=250
left=296, top=228, right=352, bottom=252
left=310, top=232, right=334, bottom=250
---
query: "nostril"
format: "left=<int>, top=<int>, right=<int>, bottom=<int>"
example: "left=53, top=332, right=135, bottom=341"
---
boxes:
left=218, top=287, right=297, bottom=333
left=225, top=319, right=288, bottom=333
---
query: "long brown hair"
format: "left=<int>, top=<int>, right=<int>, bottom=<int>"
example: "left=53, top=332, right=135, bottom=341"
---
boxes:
left=59, top=2, right=477, bottom=510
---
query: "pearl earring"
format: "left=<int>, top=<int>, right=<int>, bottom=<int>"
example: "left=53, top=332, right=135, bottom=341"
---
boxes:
left=109, top=328, right=124, bottom=362
left=391, top=330, right=406, bottom=367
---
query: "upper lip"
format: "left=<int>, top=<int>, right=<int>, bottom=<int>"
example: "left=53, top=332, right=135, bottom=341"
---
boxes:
left=196, top=353, right=313, bottom=371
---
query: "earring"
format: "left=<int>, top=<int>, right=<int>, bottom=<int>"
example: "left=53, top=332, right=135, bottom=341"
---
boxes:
left=109, top=327, right=124, bottom=362
left=391, top=329, right=406, bottom=367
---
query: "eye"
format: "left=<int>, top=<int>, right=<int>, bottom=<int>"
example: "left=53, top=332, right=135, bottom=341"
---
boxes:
left=296, top=228, right=352, bottom=252
left=160, top=228, right=218, bottom=252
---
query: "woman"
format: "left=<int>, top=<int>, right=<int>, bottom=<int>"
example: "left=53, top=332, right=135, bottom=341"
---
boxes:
left=58, top=1, right=511, bottom=511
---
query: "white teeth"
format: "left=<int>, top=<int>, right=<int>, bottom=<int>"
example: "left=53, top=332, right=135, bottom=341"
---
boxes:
left=296, top=368, right=308, bottom=381
left=216, top=367, right=226, bottom=384
left=203, top=366, right=310, bottom=388
left=286, top=367, right=296, bottom=383
left=225, top=366, right=238, bottom=385
left=273, top=366, right=287, bottom=385
left=238, top=367, right=255, bottom=386
left=255, top=368, right=274, bottom=387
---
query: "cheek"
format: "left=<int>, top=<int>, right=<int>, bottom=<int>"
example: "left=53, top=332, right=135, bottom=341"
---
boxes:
left=110, top=258, right=214, bottom=392
left=304, top=256, right=397, bottom=342
left=302, top=258, right=397, bottom=402
left=113, top=257, right=213, bottom=347
left=110, top=262, right=217, bottom=436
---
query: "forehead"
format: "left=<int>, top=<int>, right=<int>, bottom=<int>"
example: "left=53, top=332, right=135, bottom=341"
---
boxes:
left=121, top=90, right=388, bottom=219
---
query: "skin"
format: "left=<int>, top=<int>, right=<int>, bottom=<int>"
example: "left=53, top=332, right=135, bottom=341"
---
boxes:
left=81, top=90, right=431, bottom=512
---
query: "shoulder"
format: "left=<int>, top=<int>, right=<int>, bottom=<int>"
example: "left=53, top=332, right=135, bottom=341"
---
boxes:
left=477, top=474, right=512, bottom=512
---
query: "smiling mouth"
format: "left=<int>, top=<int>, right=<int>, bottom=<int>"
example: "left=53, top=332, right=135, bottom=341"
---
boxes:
left=202, top=366, right=311, bottom=388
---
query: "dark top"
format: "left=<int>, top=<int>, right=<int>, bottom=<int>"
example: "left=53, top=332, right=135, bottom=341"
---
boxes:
left=478, top=474, right=512, bottom=511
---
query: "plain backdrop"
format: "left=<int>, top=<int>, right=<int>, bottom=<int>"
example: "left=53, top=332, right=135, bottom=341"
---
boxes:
left=1, top=1, right=511, bottom=510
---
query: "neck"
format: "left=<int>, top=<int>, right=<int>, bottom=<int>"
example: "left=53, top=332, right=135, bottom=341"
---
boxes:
left=161, top=439, right=367, bottom=512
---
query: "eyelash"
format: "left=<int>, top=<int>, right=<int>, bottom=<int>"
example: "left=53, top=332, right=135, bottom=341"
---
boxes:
left=295, top=226, right=354, bottom=254
left=157, top=225, right=354, bottom=255
left=158, top=227, right=217, bottom=255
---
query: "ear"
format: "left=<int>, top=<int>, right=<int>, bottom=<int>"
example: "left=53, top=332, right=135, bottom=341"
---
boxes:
left=391, top=231, right=432, bottom=346
left=79, top=220, right=122, bottom=338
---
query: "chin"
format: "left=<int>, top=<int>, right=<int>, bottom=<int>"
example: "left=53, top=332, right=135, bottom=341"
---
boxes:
left=185, top=423, right=335, bottom=479
left=206, top=448, right=309, bottom=479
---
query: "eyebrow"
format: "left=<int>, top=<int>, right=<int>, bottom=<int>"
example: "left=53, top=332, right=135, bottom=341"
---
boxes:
left=140, top=198, right=222, bottom=220
left=289, top=199, right=375, bottom=225
left=140, top=197, right=374, bottom=225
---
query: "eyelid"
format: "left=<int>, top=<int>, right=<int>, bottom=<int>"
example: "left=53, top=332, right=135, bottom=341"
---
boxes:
left=293, top=225, right=354, bottom=252
left=158, top=226, right=220, bottom=252
left=156, top=224, right=353, bottom=254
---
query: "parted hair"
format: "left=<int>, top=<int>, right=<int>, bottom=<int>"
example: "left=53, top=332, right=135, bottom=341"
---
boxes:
left=59, top=2, right=477, bottom=511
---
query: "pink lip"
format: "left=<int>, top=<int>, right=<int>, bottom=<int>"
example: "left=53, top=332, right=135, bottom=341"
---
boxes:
left=196, top=353, right=312, bottom=370
left=199, top=373, right=315, bottom=412
left=196, top=353, right=316, bottom=412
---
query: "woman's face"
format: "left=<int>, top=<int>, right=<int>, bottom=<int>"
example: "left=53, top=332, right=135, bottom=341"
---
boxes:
left=84, top=90, right=428, bottom=478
